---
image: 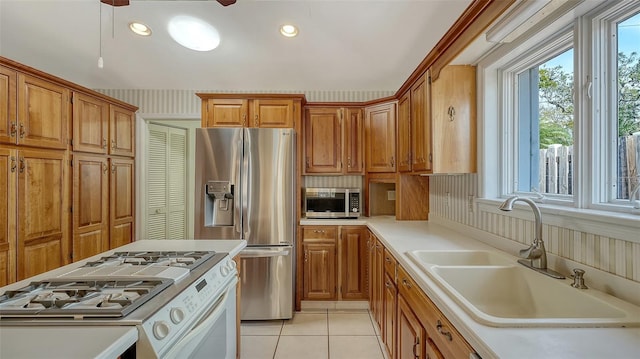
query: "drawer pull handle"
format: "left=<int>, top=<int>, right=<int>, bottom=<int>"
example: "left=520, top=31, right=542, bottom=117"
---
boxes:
left=312, top=230, right=326, bottom=234
left=19, top=123, right=25, bottom=138
left=413, top=336, right=420, bottom=359
left=385, top=281, right=391, bottom=288
left=385, top=257, right=391, bottom=263
left=9, top=122, right=17, bottom=137
left=436, top=320, right=452, bottom=342
left=10, top=156, right=17, bottom=173
left=402, top=279, right=412, bottom=289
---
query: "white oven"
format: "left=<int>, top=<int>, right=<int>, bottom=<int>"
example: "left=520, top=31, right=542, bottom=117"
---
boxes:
left=163, top=276, right=237, bottom=359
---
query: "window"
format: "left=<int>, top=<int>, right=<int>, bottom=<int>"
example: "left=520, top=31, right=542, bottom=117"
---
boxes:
left=492, top=1, right=640, bottom=214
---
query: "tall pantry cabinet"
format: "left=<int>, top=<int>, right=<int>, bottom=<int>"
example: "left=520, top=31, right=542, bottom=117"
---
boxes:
left=0, top=57, right=137, bottom=285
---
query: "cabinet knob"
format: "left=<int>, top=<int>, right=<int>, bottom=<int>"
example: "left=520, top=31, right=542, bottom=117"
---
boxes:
left=447, top=106, right=455, bottom=121
left=402, top=278, right=412, bottom=289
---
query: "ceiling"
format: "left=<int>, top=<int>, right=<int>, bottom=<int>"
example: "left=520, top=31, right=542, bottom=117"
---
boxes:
left=0, top=0, right=474, bottom=92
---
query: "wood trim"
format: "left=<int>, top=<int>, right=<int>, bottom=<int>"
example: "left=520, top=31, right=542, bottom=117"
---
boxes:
left=306, top=96, right=397, bottom=109
left=196, top=92, right=307, bottom=103
left=0, top=56, right=138, bottom=112
left=395, top=0, right=516, bottom=95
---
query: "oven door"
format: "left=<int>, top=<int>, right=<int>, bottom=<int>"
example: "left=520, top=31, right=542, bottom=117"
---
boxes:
left=164, top=277, right=237, bottom=359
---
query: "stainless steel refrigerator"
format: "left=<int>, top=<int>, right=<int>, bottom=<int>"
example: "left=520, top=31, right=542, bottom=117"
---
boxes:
left=194, top=128, right=295, bottom=320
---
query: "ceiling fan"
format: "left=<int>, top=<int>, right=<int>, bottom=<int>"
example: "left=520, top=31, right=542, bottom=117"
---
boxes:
left=100, top=0, right=236, bottom=6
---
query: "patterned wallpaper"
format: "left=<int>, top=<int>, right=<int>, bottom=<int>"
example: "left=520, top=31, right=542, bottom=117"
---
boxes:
left=429, top=174, right=640, bottom=283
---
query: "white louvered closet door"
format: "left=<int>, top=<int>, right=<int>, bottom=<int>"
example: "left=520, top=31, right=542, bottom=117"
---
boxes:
left=147, top=123, right=187, bottom=239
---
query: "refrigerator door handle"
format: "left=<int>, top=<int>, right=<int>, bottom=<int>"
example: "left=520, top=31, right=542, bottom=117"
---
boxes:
left=242, top=129, right=251, bottom=239
left=235, top=137, right=243, bottom=235
left=240, top=248, right=291, bottom=258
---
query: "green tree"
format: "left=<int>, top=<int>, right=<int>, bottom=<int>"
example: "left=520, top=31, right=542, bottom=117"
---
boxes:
left=538, top=65, right=573, bottom=148
left=618, top=51, right=640, bottom=136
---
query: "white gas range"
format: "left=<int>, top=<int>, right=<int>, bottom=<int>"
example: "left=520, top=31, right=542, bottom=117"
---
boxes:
left=0, top=241, right=244, bottom=359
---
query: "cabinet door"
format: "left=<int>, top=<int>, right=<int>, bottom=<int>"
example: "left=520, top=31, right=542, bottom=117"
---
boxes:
left=109, top=105, right=135, bottom=157
left=73, top=154, right=109, bottom=261
left=17, top=149, right=69, bottom=279
left=411, top=72, right=432, bottom=172
left=397, top=295, right=425, bottom=359
left=203, top=98, right=248, bottom=127
left=253, top=99, right=293, bottom=128
left=365, top=102, right=396, bottom=172
left=368, top=231, right=376, bottom=311
left=72, top=92, right=108, bottom=154
left=374, top=239, right=384, bottom=329
left=0, top=66, right=17, bottom=145
left=303, top=242, right=336, bottom=300
left=340, top=227, right=368, bottom=300
left=431, top=65, right=476, bottom=173
left=110, top=157, right=134, bottom=249
left=304, top=108, right=342, bottom=174
left=397, top=91, right=412, bottom=172
left=383, top=272, right=397, bottom=358
left=17, top=74, right=70, bottom=149
left=0, top=148, right=16, bottom=285
left=345, top=108, right=364, bottom=174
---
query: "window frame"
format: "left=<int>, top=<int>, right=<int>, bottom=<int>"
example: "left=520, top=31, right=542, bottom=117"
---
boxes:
left=477, top=0, right=640, bottom=241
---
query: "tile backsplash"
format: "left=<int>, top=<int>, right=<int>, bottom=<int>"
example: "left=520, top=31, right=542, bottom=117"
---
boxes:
left=429, top=174, right=640, bottom=283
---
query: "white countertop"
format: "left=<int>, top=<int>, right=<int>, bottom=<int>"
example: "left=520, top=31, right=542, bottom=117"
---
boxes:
left=0, top=326, right=137, bottom=359
left=302, top=217, right=640, bottom=359
left=0, top=239, right=247, bottom=358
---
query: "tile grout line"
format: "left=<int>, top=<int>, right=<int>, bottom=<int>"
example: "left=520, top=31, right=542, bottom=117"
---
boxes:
left=271, top=320, right=284, bottom=359
left=326, top=309, right=331, bottom=359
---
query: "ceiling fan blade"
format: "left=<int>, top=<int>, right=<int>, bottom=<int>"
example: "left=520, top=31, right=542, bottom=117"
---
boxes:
left=216, top=0, right=236, bottom=6
left=100, top=0, right=130, bottom=6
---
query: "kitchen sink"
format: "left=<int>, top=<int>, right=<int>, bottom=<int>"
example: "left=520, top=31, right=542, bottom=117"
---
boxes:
left=408, top=250, right=513, bottom=266
left=407, top=250, right=640, bottom=327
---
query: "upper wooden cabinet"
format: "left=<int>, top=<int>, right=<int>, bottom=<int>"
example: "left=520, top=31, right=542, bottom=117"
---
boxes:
left=430, top=65, right=476, bottom=173
left=198, top=94, right=303, bottom=128
left=109, top=105, right=135, bottom=157
left=16, top=74, right=70, bottom=150
left=0, top=65, right=17, bottom=146
left=72, top=92, right=109, bottom=154
left=411, top=71, right=432, bottom=173
left=365, top=102, right=396, bottom=173
left=397, top=92, right=412, bottom=172
left=303, top=107, right=364, bottom=175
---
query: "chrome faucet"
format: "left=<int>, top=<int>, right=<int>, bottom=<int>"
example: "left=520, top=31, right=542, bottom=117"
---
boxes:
left=499, top=196, right=565, bottom=279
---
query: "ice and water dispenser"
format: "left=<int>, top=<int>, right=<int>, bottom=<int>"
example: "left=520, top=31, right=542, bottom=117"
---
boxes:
left=204, top=180, right=234, bottom=227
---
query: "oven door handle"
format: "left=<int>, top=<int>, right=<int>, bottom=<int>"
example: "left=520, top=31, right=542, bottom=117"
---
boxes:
left=239, top=247, right=291, bottom=258
left=163, top=280, right=235, bottom=359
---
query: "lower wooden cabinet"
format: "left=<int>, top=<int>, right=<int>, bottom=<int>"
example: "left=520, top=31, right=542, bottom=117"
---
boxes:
left=383, top=272, right=397, bottom=358
left=397, top=294, right=425, bottom=359
left=16, top=149, right=70, bottom=280
left=300, top=225, right=369, bottom=301
left=109, top=157, right=134, bottom=249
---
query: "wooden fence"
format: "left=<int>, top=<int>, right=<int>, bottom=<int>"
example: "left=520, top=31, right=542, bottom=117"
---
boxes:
left=538, top=133, right=640, bottom=197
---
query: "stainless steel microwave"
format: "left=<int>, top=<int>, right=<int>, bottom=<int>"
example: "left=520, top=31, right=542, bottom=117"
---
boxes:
left=304, top=188, right=361, bottom=219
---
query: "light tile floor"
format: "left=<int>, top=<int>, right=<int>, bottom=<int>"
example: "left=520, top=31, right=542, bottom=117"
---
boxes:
left=240, top=310, right=387, bottom=359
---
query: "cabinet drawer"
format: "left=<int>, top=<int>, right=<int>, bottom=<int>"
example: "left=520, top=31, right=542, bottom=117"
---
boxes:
left=383, top=249, right=397, bottom=283
left=302, top=226, right=337, bottom=242
left=397, top=265, right=474, bottom=359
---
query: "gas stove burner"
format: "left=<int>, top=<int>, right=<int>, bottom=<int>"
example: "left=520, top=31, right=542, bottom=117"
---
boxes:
left=84, top=251, right=216, bottom=271
left=0, top=279, right=172, bottom=318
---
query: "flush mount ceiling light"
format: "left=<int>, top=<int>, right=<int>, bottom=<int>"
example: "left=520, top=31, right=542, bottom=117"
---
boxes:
left=168, top=15, right=220, bottom=51
left=280, top=24, right=298, bottom=38
left=129, top=22, right=152, bottom=36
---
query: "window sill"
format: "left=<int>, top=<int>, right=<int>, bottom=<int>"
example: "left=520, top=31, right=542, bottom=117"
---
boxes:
left=476, top=198, right=640, bottom=243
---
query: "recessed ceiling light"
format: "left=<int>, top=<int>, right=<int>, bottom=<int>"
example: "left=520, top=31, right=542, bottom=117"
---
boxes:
left=129, top=22, right=152, bottom=36
left=168, top=15, right=220, bottom=52
left=280, top=24, right=298, bottom=38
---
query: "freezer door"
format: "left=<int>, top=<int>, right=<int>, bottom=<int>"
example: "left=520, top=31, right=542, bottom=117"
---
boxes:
left=194, top=128, right=244, bottom=239
left=239, top=246, right=294, bottom=320
left=242, top=128, right=295, bottom=245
